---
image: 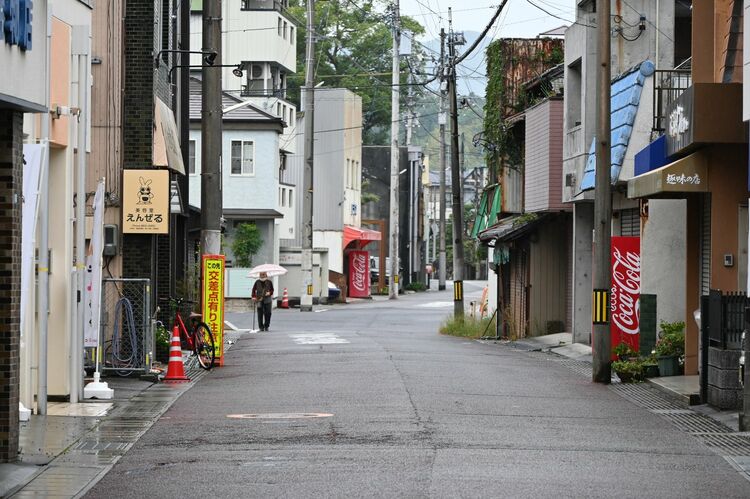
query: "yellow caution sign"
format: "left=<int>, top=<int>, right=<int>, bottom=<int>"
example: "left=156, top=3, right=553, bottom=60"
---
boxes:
left=454, top=280, right=463, bottom=302
left=592, top=289, right=609, bottom=325
left=307, top=284, right=313, bottom=295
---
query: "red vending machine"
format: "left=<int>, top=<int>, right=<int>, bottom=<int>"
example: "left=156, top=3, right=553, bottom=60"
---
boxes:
left=611, top=236, right=641, bottom=358
left=348, top=251, right=370, bottom=298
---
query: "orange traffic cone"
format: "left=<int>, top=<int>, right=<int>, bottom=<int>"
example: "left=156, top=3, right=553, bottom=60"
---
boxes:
left=163, top=325, right=189, bottom=382
left=281, top=288, right=289, bottom=309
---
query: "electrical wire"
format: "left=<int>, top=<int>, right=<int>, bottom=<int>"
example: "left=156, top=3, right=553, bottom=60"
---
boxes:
left=111, top=297, right=138, bottom=372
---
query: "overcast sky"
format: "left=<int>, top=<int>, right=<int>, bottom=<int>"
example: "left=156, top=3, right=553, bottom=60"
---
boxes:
left=398, top=0, right=575, bottom=40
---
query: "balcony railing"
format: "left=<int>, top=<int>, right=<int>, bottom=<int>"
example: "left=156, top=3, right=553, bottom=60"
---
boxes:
left=240, top=86, right=287, bottom=99
left=241, top=0, right=288, bottom=11
left=652, top=61, right=692, bottom=134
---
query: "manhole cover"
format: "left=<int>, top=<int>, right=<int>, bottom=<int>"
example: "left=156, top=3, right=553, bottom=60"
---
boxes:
left=226, top=413, right=333, bottom=419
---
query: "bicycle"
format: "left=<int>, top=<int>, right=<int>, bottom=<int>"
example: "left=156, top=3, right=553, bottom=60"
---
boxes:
left=157, top=297, right=216, bottom=370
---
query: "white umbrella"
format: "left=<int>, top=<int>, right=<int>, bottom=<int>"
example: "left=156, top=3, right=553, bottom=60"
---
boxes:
left=248, top=263, right=288, bottom=278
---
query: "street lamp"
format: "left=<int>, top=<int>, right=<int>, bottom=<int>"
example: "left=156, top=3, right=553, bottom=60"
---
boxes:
left=154, top=49, right=218, bottom=69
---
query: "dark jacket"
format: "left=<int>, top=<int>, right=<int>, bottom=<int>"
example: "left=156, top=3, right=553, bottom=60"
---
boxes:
left=252, top=279, right=274, bottom=304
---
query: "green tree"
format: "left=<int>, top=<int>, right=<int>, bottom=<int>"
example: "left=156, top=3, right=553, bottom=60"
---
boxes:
left=231, top=223, right=264, bottom=268
left=287, top=0, right=426, bottom=144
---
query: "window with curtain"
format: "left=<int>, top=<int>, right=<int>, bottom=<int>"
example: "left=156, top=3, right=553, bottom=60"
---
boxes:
left=231, top=140, right=254, bottom=175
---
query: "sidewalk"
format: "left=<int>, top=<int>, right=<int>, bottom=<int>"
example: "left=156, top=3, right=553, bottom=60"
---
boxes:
left=0, top=330, right=240, bottom=498
left=498, top=333, right=740, bottom=430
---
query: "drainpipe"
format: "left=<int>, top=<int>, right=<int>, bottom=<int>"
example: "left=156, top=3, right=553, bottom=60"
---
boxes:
left=72, top=26, right=90, bottom=403
left=37, top=5, right=53, bottom=415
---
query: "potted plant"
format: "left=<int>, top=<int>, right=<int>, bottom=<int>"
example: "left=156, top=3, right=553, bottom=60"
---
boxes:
left=613, top=341, right=637, bottom=361
left=641, top=354, right=660, bottom=378
left=612, top=359, right=646, bottom=383
left=654, top=321, right=685, bottom=377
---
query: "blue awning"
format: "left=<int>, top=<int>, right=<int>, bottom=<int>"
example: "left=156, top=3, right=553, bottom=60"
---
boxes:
left=579, top=60, right=656, bottom=192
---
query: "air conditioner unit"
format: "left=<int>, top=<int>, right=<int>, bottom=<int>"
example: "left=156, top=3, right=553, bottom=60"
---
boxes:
left=250, top=64, right=264, bottom=79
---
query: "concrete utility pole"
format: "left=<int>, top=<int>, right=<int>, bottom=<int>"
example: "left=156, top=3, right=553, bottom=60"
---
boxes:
left=389, top=0, right=401, bottom=299
left=447, top=24, right=465, bottom=318
left=201, top=0, right=222, bottom=256
left=438, top=28, right=447, bottom=291
left=301, top=0, right=315, bottom=312
left=592, top=0, right=612, bottom=383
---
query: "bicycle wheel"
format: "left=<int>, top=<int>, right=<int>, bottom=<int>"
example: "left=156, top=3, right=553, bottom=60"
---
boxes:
left=192, top=321, right=215, bottom=370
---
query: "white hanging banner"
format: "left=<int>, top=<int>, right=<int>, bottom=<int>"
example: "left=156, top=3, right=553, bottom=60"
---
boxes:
left=84, top=179, right=106, bottom=348
left=20, top=144, right=46, bottom=338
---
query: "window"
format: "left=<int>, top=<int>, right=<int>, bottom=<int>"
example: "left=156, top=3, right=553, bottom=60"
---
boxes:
left=566, top=59, right=582, bottom=129
left=283, top=21, right=288, bottom=40
left=288, top=189, right=293, bottom=207
left=288, top=108, right=293, bottom=125
left=278, top=17, right=282, bottom=36
left=290, top=26, right=294, bottom=43
left=230, top=140, right=254, bottom=175
left=189, top=140, right=196, bottom=175
left=276, top=102, right=282, bottom=117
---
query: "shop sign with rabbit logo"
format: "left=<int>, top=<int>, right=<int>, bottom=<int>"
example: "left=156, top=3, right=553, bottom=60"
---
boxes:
left=122, top=170, right=169, bottom=233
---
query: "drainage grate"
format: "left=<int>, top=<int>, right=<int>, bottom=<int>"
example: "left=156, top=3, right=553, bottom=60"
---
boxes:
left=610, top=383, right=684, bottom=411
left=652, top=410, right=733, bottom=434
left=555, top=359, right=593, bottom=378
left=700, top=433, right=750, bottom=456
left=70, top=440, right=132, bottom=452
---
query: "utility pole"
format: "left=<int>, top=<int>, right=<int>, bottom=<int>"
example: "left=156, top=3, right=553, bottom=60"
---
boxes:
left=201, top=0, right=223, bottom=256
left=592, top=0, right=612, bottom=383
left=301, top=0, right=316, bottom=312
left=389, top=0, right=401, bottom=299
left=438, top=28, right=447, bottom=291
left=447, top=18, right=465, bottom=318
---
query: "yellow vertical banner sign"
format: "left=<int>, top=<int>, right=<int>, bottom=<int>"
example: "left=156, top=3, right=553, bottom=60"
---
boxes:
left=202, top=255, right=225, bottom=366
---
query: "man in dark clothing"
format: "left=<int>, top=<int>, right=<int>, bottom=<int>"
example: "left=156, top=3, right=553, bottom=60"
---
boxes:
left=252, top=272, right=274, bottom=331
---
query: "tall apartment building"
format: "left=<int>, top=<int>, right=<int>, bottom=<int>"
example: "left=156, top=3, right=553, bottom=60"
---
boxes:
left=190, top=0, right=297, bottom=155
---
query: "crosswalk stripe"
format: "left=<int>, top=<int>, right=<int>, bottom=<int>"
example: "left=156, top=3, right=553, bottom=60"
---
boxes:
left=289, top=333, right=350, bottom=345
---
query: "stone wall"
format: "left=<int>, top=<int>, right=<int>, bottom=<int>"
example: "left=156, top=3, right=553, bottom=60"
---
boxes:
left=707, top=347, right=742, bottom=409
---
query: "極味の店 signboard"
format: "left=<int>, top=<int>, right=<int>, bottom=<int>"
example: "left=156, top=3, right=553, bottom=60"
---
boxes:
left=122, top=169, right=170, bottom=233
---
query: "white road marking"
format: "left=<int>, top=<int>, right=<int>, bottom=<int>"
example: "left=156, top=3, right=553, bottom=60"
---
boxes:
left=418, top=301, right=454, bottom=308
left=290, top=333, right=350, bottom=345
left=314, top=308, right=329, bottom=313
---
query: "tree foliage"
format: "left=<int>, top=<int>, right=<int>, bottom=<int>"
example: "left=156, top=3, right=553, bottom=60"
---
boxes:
left=231, top=223, right=264, bottom=268
left=287, top=0, right=426, bottom=144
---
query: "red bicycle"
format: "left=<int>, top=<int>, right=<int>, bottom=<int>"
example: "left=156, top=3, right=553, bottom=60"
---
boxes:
left=158, top=297, right=215, bottom=370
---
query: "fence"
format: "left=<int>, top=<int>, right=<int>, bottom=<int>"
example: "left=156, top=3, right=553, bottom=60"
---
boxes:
left=652, top=67, right=692, bottom=133
left=100, top=278, right=153, bottom=375
left=704, top=289, right=745, bottom=350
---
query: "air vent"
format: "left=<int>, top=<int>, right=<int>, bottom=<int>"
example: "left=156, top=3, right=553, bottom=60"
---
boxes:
left=251, top=64, right=263, bottom=79
left=565, top=173, right=576, bottom=187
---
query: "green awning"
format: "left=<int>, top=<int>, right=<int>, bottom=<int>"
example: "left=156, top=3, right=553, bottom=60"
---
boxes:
left=470, top=185, right=501, bottom=239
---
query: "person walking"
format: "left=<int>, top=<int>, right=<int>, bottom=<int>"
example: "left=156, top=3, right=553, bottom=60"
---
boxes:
left=252, top=272, right=274, bottom=331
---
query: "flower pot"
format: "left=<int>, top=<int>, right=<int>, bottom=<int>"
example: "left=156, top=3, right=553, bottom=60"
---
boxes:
left=657, top=355, right=679, bottom=377
left=643, top=364, right=660, bottom=378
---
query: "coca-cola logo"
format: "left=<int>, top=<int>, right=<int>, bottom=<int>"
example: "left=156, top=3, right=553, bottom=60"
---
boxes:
left=611, top=247, right=640, bottom=335
left=352, top=254, right=367, bottom=292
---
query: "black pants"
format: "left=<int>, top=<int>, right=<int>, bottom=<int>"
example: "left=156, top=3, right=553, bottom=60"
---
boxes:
left=257, top=301, right=272, bottom=329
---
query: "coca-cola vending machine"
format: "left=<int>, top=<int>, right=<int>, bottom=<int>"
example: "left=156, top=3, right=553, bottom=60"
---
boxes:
left=348, top=251, right=370, bottom=298
left=611, top=236, right=641, bottom=359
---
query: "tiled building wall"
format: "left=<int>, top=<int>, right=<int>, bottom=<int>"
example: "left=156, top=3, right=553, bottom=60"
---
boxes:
left=123, top=0, right=176, bottom=308
left=0, top=110, right=22, bottom=462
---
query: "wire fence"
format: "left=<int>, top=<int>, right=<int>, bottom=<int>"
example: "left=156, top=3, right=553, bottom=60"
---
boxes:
left=100, top=278, right=153, bottom=375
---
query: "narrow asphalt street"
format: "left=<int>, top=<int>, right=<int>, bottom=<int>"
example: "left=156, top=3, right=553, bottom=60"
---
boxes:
left=85, top=283, right=750, bottom=498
